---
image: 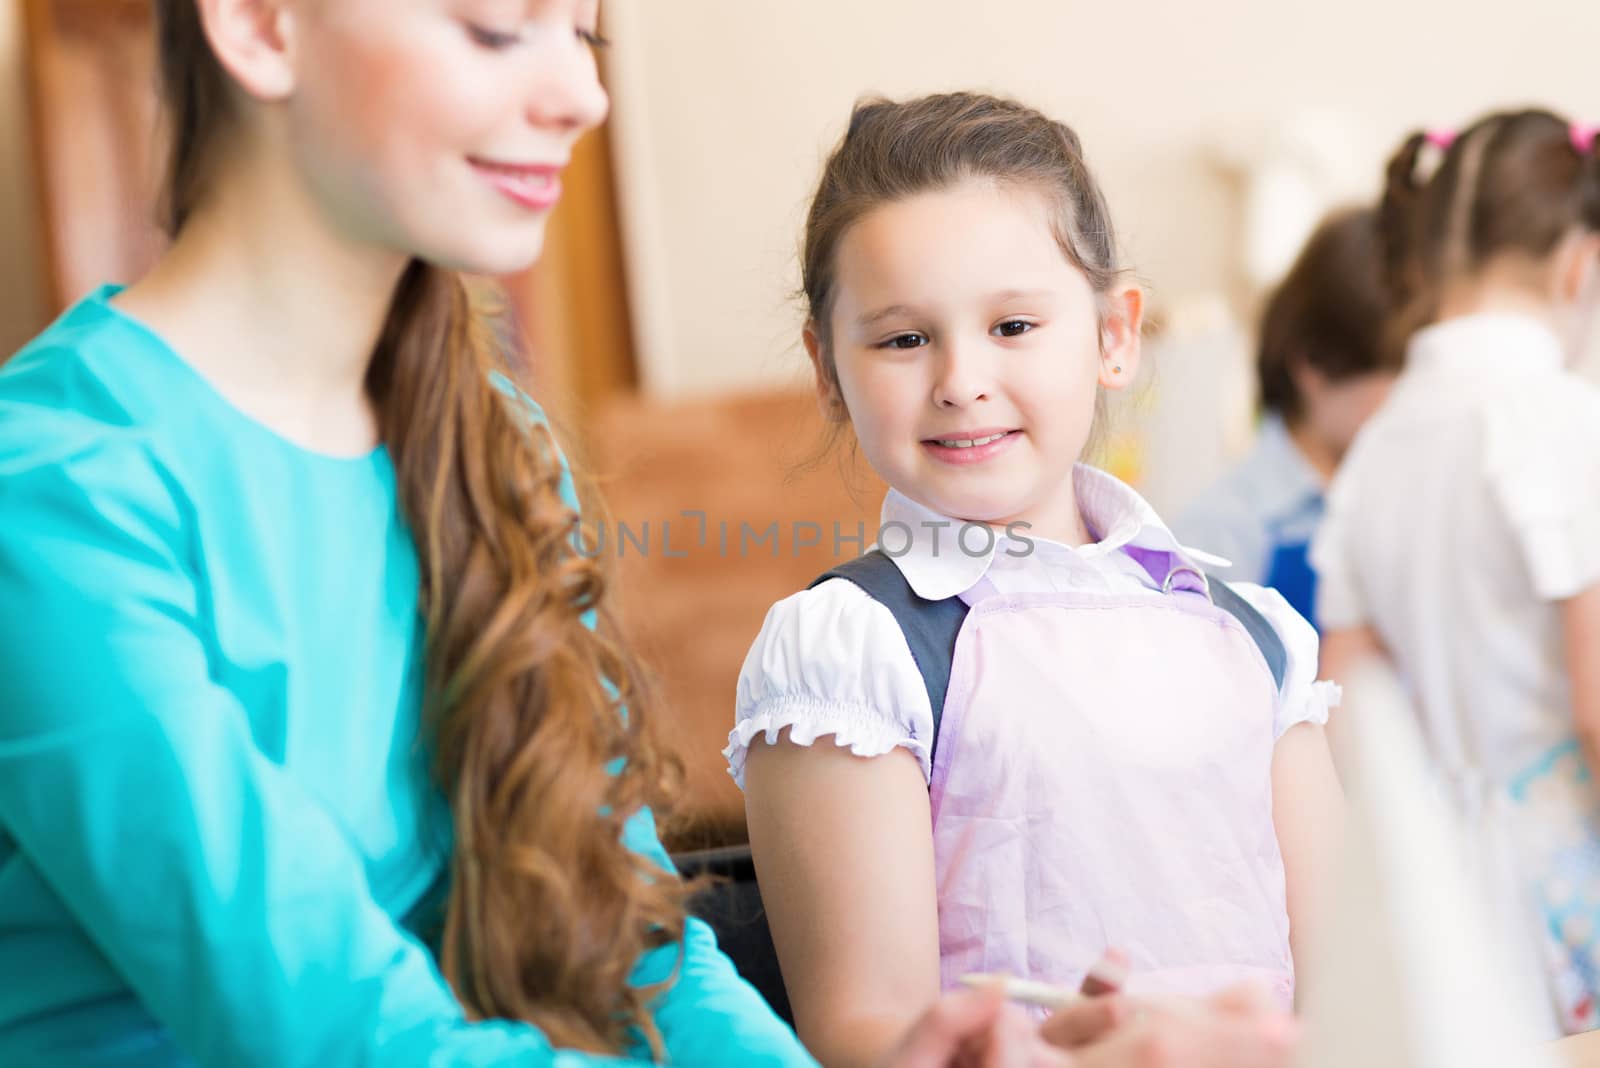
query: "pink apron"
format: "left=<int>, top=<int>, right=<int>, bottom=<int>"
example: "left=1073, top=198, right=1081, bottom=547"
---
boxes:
left=928, top=565, right=1294, bottom=1009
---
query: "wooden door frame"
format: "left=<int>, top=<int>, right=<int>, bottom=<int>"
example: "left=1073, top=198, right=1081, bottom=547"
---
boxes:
left=22, top=0, right=162, bottom=313
left=504, top=116, right=639, bottom=429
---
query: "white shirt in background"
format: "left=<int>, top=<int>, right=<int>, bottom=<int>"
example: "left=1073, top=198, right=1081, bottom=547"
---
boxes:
left=1313, top=312, right=1600, bottom=784
left=1312, top=312, right=1600, bottom=1036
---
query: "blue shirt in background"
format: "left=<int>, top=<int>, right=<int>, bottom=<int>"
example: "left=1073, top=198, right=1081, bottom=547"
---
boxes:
left=1172, top=415, right=1326, bottom=628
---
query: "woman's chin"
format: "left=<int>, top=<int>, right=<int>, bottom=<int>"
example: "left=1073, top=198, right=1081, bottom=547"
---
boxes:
left=422, top=228, right=548, bottom=278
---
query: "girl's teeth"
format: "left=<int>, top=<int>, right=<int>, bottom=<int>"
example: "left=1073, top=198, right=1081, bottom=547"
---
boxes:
left=936, top=433, right=1007, bottom=448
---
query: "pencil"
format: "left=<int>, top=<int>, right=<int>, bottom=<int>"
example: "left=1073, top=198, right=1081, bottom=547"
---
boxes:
left=958, top=954, right=1128, bottom=1010
left=957, top=974, right=1083, bottom=1010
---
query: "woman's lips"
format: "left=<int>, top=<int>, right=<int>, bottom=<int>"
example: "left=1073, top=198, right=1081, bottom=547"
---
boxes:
left=469, top=157, right=564, bottom=211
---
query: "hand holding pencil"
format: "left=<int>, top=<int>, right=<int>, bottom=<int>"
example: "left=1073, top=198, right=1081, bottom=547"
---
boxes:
left=959, top=948, right=1132, bottom=1012
left=959, top=948, right=1296, bottom=1067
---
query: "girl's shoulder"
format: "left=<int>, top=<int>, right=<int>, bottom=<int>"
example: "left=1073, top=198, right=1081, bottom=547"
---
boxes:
left=740, top=575, right=926, bottom=702
left=1479, top=368, right=1600, bottom=599
left=728, top=576, right=936, bottom=786
left=1544, top=366, right=1600, bottom=422
left=1217, top=580, right=1340, bottom=739
left=1478, top=366, right=1600, bottom=490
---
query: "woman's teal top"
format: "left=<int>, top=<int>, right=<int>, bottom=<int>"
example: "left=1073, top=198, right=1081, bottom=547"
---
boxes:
left=0, top=287, right=814, bottom=1067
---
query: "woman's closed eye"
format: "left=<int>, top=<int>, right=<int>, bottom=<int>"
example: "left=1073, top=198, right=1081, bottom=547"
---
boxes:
left=466, top=22, right=523, bottom=50
left=464, top=20, right=608, bottom=52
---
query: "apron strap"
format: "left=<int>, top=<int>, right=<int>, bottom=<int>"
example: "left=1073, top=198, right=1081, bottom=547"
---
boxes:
left=1208, top=579, right=1288, bottom=691
left=809, top=556, right=1290, bottom=774
left=811, top=550, right=970, bottom=769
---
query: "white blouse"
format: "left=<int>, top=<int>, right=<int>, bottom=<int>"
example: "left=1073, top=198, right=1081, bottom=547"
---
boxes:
left=728, top=465, right=1338, bottom=787
left=1312, top=312, right=1600, bottom=783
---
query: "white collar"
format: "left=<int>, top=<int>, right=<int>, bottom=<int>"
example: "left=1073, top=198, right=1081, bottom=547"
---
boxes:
left=1407, top=312, right=1565, bottom=377
left=877, top=464, right=1230, bottom=602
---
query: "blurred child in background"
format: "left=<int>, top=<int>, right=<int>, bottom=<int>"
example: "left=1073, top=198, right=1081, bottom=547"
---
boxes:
left=730, top=91, right=1332, bottom=1068
left=1315, top=110, right=1600, bottom=1035
left=1176, top=206, right=1397, bottom=626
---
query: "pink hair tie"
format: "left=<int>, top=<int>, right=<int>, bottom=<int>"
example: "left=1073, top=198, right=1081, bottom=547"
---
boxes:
left=1425, top=128, right=1457, bottom=150
left=1570, top=122, right=1599, bottom=154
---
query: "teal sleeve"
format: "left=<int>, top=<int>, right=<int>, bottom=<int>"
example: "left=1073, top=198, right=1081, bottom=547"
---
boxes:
left=530, top=392, right=816, bottom=1067
left=622, top=810, right=817, bottom=1067
left=0, top=434, right=648, bottom=1068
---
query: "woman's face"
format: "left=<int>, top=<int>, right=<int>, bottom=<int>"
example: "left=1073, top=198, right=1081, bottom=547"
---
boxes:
left=283, top=0, right=609, bottom=275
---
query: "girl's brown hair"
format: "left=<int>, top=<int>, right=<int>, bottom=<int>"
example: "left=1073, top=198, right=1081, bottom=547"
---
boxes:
left=1256, top=207, right=1396, bottom=424
left=800, top=92, right=1126, bottom=391
left=153, top=3, right=688, bottom=1055
left=1380, top=108, right=1600, bottom=354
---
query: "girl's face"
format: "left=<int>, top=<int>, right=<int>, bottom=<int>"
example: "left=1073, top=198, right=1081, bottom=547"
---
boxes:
left=283, top=0, right=608, bottom=275
left=810, top=180, right=1141, bottom=542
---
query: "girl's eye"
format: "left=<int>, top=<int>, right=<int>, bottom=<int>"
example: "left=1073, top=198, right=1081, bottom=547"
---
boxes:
left=881, top=333, right=928, bottom=351
left=994, top=320, right=1034, bottom=338
left=577, top=27, right=611, bottom=49
left=467, top=23, right=523, bottom=50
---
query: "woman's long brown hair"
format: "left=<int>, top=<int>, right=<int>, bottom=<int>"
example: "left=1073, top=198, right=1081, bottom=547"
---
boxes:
left=153, top=3, right=689, bottom=1055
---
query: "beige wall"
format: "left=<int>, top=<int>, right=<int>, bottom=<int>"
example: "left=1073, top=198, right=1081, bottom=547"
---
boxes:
left=0, top=0, right=49, bottom=356
left=605, top=0, right=1600, bottom=399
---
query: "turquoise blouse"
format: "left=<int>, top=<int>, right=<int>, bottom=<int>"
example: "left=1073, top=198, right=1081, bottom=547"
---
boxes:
left=0, top=287, right=813, bottom=1067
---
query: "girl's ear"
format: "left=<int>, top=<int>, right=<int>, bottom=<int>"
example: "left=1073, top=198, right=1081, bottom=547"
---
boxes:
left=196, top=0, right=299, bottom=102
left=1287, top=350, right=1331, bottom=404
left=1097, top=284, right=1144, bottom=391
left=803, top=322, right=849, bottom=423
left=1556, top=229, right=1600, bottom=304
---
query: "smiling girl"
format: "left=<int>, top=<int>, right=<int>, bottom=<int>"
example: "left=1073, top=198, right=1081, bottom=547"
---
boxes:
left=729, top=92, right=1341, bottom=1068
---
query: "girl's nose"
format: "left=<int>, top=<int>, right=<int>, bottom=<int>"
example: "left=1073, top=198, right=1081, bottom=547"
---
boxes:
left=932, top=344, right=991, bottom=409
